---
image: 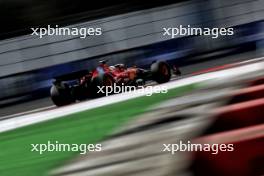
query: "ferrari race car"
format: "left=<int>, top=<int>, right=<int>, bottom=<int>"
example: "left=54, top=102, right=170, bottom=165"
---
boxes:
left=50, top=60, right=181, bottom=106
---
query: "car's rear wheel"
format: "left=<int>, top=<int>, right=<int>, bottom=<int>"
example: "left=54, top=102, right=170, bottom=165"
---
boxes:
left=50, top=83, right=74, bottom=106
left=151, top=61, right=171, bottom=83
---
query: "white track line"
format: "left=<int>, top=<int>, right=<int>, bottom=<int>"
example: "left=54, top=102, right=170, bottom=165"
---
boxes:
left=0, top=105, right=55, bottom=120
left=0, top=58, right=264, bottom=133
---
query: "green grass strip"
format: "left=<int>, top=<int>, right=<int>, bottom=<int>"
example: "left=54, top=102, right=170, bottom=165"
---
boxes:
left=0, top=84, right=196, bottom=176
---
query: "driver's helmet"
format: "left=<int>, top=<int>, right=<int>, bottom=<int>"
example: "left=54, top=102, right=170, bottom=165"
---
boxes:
left=99, top=60, right=108, bottom=64
left=114, top=64, right=127, bottom=72
left=99, top=60, right=108, bottom=68
left=109, top=66, right=115, bottom=71
left=119, top=64, right=125, bottom=71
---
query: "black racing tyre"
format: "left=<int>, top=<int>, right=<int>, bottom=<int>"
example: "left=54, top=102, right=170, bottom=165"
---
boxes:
left=50, top=83, right=74, bottom=106
left=151, top=61, right=171, bottom=83
left=72, top=85, right=88, bottom=101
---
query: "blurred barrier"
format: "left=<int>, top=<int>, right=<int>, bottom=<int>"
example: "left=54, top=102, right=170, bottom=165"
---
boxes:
left=205, top=98, right=264, bottom=134
left=204, top=78, right=264, bottom=133
left=249, top=77, right=264, bottom=86
left=191, top=73, right=264, bottom=176
left=229, top=84, right=264, bottom=104
left=192, top=124, right=264, bottom=176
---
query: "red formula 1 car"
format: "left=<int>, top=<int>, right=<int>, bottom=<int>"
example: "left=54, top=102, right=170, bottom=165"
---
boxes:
left=50, top=60, right=181, bottom=106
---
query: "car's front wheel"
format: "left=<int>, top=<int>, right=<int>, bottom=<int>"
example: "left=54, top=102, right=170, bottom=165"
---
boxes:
left=151, top=61, right=171, bottom=83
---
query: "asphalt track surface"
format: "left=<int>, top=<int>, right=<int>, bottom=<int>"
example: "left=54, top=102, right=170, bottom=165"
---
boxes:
left=0, top=51, right=262, bottom=119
